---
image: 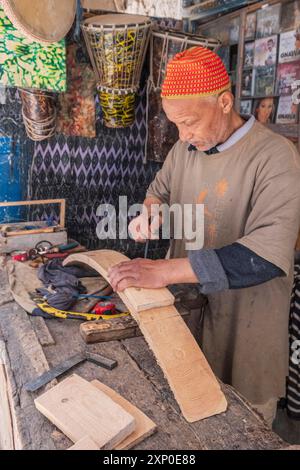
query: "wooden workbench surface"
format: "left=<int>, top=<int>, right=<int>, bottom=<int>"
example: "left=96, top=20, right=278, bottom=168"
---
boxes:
left=0, top=263, right=289, bottom=450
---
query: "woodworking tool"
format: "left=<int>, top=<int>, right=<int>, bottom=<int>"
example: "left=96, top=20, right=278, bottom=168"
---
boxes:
left=24, top=351, right=118, bottom=392
left=31, top=295, right=128, bottom=321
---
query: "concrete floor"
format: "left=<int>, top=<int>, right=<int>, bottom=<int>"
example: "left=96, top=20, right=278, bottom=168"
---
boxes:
left=273, top=409, right=300, bottom=444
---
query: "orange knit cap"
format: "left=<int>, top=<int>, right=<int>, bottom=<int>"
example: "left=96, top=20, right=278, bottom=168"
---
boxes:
left=161, top=46, right=231, bottom=99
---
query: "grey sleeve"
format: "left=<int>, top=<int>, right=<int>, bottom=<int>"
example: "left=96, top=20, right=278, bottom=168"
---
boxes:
left=188, top=249, right=229, bottom=294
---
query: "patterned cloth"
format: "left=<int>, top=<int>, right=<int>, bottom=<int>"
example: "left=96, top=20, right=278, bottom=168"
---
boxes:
left=161, top=46, right=230, bottom=99
left=0, top=6, right=66, bottom=92
left=57, top=44, right=96, bottom=138
left=287, top=262, right=300, bottom=419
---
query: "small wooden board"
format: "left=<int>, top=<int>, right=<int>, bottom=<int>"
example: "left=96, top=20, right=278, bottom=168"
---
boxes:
left=80, top=316, right=142, bottom=343
left=35, top=374, right=135, bottom=449
left=91, top=379, right=157, bottom=450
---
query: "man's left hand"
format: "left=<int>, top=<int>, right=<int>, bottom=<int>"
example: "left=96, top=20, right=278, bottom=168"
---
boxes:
left=107, top=258, right=170, bottom=291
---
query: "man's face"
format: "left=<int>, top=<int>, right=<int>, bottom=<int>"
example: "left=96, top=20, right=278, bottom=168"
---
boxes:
left=267, top=40, right=274, bottom=51
left=162, top=93, right=232, bottom=151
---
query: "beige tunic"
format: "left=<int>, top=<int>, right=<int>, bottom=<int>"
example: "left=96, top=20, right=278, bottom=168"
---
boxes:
left=147, top=120, right=300, bottom=404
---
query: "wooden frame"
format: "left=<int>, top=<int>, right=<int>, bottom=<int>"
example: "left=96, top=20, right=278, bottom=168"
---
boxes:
left=0, top=199, right=66, bottom=229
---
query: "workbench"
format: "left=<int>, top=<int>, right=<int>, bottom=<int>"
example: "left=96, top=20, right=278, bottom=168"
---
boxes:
left=0, top=260, right=292, bottom=450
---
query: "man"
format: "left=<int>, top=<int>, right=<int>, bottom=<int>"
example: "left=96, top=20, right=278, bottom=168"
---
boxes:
left=265, top=38, right=276, bottom=66
left=108, top=46, right=300, bottom=426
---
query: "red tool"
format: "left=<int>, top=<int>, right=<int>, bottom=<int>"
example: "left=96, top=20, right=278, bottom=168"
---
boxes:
left=12, top=251, right=28, bottom=262
left=92, top=302, right=116, bottom=316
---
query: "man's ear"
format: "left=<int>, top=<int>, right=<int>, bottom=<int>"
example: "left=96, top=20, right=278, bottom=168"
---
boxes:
left=218, top=91, right=234, bottom=114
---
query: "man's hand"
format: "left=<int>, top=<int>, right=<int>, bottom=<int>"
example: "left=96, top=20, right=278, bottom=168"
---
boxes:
left=108, top=258, right=169, bottom=291
left=128, top=197, right=162, bottom=243
left=107, top=258, right=198, bottom=292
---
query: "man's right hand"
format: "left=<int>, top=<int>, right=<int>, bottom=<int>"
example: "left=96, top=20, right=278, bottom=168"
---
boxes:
left=128, top=201, right=162, bottom=243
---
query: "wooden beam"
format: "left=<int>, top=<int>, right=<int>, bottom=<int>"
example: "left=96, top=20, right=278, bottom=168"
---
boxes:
left=64, top=250, right=227, bottom=422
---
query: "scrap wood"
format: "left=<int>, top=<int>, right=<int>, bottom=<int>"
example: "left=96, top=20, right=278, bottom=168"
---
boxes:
left=34, top=374, right=135, bottom=449
left=91, top=379, right=157, bottom=450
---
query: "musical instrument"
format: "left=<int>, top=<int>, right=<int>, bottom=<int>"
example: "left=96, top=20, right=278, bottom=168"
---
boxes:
left=82, top=14, right=151, bottom=128
left=19, top=88, right=57, bottom=141
left=1, top=0, right=76, bottom=44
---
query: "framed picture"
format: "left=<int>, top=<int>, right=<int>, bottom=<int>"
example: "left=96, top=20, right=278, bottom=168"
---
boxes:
left=253, top=66, right=276, bottom=96
left=241, top=69, right=253, bottom=96
left=280, top=0, right=300, bottom=31
left=245, top=12, right=256, bottom=40
left=240, top=99, right=252, bottom=116
left=277, top=61, right=300, bottom=95
left=276, top=95, right=299, bottom=123
left=254, top=36, right=278, bottom=67
left=244, top=41, right=255, bottom=67
left=253, top=97, right=277, bottom=123
left=256, top=3, right=281, bottom=38
left=217, top=45, right=230, bottom=71
left=278, top=30, right=300, bottom=63
left=229, top=17, right=240, bottom=44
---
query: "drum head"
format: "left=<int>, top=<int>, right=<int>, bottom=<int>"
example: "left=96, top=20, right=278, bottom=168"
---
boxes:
left=83, top=13, right=151, bottom=28
left=2, top=0, right=76, bottom=43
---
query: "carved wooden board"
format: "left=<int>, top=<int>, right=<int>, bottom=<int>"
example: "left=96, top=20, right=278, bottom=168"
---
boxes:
left=64, top=250, right=174, bottom=313
left=63, top=250, right=227, bottom=422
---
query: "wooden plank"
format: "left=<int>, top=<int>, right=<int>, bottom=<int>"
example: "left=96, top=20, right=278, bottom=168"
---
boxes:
left=5, top=227, right=57, bottom=237
left=80, top=316, right=142, bottom=343
left=64, top=250, right=227, bottom=422
left=68, top=436, right=99, bottom=450
left=0, top=340, right=14, bottom=449
left=135, top=306, right=227, bottom=422
left=0, top=199, right=65, bottom=208
left=91, top=379, right=157, bottom=450
left=64, top=250, right=175, bottom=313
left=34, top=374, right=136, bottom=450
left=29, top=317, right=55, bottom=347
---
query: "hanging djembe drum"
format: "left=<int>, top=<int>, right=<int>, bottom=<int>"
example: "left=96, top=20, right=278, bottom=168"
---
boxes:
left=146, top=30, right=220, bottom=161
left=19, top=88, right=57, bottom=141
left=82, top=14, right=151, bottom=128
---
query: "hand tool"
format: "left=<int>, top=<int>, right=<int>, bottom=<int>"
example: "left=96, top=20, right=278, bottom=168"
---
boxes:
left=31, top=296, right=129, bottom=321
left=24, top=351, right=118, bottom=392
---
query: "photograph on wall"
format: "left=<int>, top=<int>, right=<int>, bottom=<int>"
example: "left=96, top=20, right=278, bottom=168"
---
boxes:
left=229, top=17, right=240, bottom=44
left=245, top=12, right=256, bottom=40
left=277, top=61, right=300, bottom=95
left=254, top=36, right=278, bottom=67
left=0, top=6, right=66, bottom=92
left=256, top=3, right=281, bottom=38
left=217, top=45, right=230, bottom=71
left=253, top=97, right=277, bottom=123
left=240, top=99, right=252, bottom=116
left=281, top=0, right=300, bottom=31
left=278, top=30, right=300, bottom=63
left=276, top=94, right=299, bottom=123
left=244, top=41, right=255, bottom=67
left=241, top=69, right=253, bottom=96
left=253, top=66, right=276, bottom=96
